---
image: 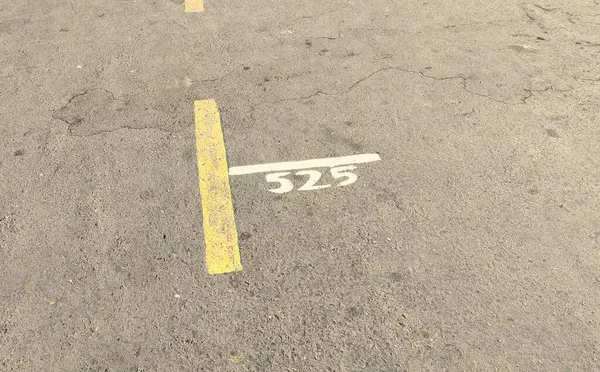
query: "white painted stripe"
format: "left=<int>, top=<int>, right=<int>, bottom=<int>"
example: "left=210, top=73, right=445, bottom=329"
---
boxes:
left=229, top=154, right=381, bottom=176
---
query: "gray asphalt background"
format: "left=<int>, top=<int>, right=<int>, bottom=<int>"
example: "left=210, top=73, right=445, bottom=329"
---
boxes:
left=2, top=0, right=600, bottom=370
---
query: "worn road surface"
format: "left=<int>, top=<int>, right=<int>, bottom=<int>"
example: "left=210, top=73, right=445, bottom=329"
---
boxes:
left=2, top=0, right=600, bottom=370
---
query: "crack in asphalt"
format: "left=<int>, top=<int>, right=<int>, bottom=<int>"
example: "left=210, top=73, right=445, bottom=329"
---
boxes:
left=250, top=66, right=510, bottom=121
left=52, top=89, right=178, bottom=137
left=69, top=126, right=177, bottom=138
left=443, top=19, right=523, bottom=29
left=249, top=62, right=582, bottom=121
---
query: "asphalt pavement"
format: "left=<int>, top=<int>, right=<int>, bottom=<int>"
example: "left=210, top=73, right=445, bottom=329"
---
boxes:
left=1, top=0, right=600, bottom=370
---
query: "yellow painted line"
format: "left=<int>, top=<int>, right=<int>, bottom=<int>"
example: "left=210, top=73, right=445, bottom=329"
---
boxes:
left=185, top=0, right=204, bottom=12
left=194, top=100, right=242, bottom=274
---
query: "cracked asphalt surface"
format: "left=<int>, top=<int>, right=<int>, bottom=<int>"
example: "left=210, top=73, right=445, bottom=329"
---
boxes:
left=2, top=0, right=600, bottom=370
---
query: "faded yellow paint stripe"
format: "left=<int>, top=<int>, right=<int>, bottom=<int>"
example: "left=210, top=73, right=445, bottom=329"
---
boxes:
left=185, top=0, right=204, bottom=12
left=194, top=100, right=242, bottom=274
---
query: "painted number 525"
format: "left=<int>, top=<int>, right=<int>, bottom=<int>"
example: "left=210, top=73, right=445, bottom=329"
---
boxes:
left=265, top=166, right=358, bottom=194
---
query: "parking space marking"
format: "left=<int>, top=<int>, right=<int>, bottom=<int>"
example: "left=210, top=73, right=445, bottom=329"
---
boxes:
left=229, top=154, right=381, bottom=175
left=230, top=154, right=381, bottom=194
left=185, top=0, right=204, bottom=12
left=194, top=100, right=242, bottom=275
